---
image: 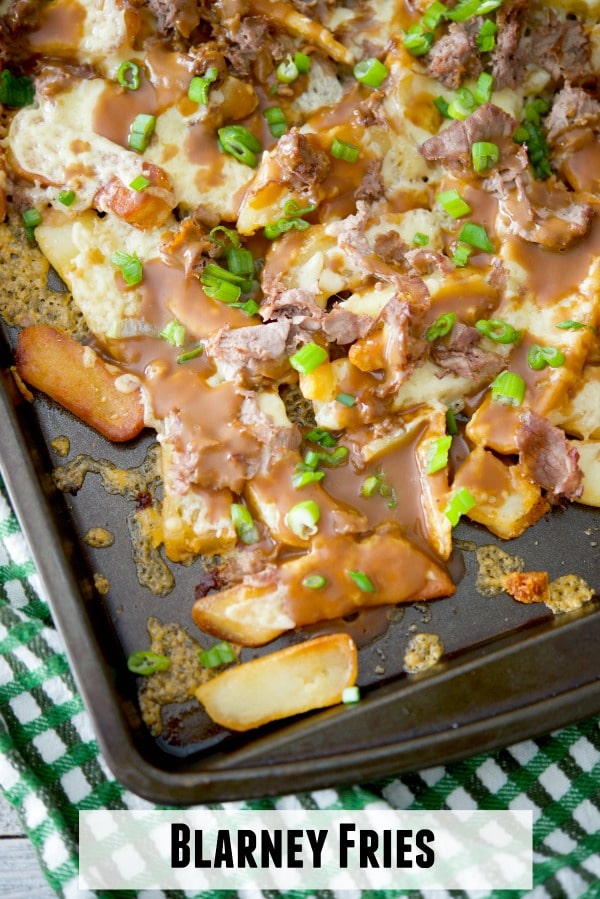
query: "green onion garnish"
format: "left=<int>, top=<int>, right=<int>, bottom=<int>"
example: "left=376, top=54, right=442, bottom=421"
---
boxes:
left=226, top=247, right=254, bottom=277
left=264, top=106, right=287, bottom=138
left=236, top=298, right=260, bottom=317
left=129, top=175, right=151, bottom=192
left=527, top=344, right=565, bottom=371
left=452, top=242, right=473, bottom=267
left=188, top=67, right=218, bottom=105
left=176, top=345, right=203, bottom=364
left=426, top=435, right=453, bottom=474
left=198, top=640, right=236, bottom=668
left=303, top=574, right=327, bottom=589
left=556, top=320, right=596, bottom=333
left=477, top=0, right=503, bottom=12
left=471, top=141, right=499, bottom=173
left=336, top=392, right=356, bottom=407
left=475, top=319, right=522, bottom=344
left=353, top=57, right=388, bottom=88
left=22, top=208, right=42, bottom=229
left=458, top=222, right=494, bottom=253
left=277, top=57, right=299, bottom=83
left=413, top=232, right=430, bottom=246
left=403, top=25, right=435, bottom=57
left=218, top=125, right=261, bottom=168
left=436, top=189, right=471, bottom=218
left=425, top=312, right=456, bottom=341
left=202, top=278, right=241, bottom=303
left=285, top=500, right=321, bottom=539
left=446, top=0, right=480, bottom=21
left=513, top=99, right=551, bottom=180
left=448, top=87, right=476, bottom=121
left=342, top=685, right=361, bottom=704
left=127, top=650, right=170, bottom=675
left=446, top=408, right=458, bottom=435
left=294, top=51, right=311, bottom=73
left=360, top=474, right=383, bottom=497
left=305, top=428, right=337, bottom=447
left=117, top=60, right=140, bottom=90
left=434, top=96, right=450, bottom=118
left=477, top=19, right=497, bottom=52
left=111, top=250, right=143, bottom=286
left=0, top=69, right=35, bottom=107
left=422, top=0, right=448, bottom=29
left=58, top=189, right=76, bottom=207
left=331, top=138, right=360, bottom=163
left=292, top=467, right=326, bottom=488
left=284, top=199, right=317, bottom=218
left=128, top=113, right=156, bottom=153
left=348, top=570, right=376, bottom=592
left=474, top=72, right=494, bottom=106
left=289, top=342, right=328, bottom=374
left=208, top=225, right=240, bottom=249
left=160, top=319, right=186, bottom=347
left=231, top=503, right=259, bottom=544
left=491, top=370, right=526, bottom=406
left=444, top=487, right=476, bottom=526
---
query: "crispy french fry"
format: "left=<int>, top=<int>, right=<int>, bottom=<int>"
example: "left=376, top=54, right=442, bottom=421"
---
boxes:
left=195, top=634, right=357, bottom=731
left=16, top=325, right=144, bottom=442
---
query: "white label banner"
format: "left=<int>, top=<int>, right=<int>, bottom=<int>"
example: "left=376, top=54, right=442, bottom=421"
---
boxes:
left=79, top=808, right=533, bottom=890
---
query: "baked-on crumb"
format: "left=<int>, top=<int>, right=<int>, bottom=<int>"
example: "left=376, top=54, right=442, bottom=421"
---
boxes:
left=403, top=633, right=444, bottom=674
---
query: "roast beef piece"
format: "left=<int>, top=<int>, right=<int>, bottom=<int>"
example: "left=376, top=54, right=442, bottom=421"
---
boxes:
left=259, top=287, right=323, bottom=332
left=490, top=0, right=529, bottom=89
left=419, top=104, right=527, bottom=183
left=404, top=248, right=455, bottom=275
left=498, top=174, right=593, bottom=249
left=160, top=218, right=220, bottom=277
left=35, top=62, right=97, bottom=98
left=260, top=285, right=371, bottom=346
left=527, top=10, right=589, bottom=86
left=355, top=159, right=385, bottom=202
left=516, top=410, right=583, bottom=502
left=239, top=393, right=302, bottom=455
left=219, top=15, right=267, bottom=78
left=355, top=89, right=387, bottom=127
left=545, top=85, right=600, bottom=146
left=426, top=21, right=482, bottom=90
left=276, top=130, right=331, bottom=194
left=373, top=230, right=408, bottom=265
left=143, top=0, right=201, bottom=38
left=203, top=320, right=295, bottom=386
left=321, top=307, right=372, bottom=345
left=432, top=323, right=504, bottom=381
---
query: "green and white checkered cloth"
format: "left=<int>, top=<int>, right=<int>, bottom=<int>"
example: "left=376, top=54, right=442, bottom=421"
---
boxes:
left=1, top=475, right=599, bottom=899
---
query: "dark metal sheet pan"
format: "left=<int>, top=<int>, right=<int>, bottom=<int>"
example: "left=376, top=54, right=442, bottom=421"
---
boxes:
left=1, top=320, right=599, bottom=805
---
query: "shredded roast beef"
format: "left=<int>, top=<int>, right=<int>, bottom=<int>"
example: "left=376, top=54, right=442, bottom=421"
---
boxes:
left=355, top=88, right=387, bottom=127
left=219, top=15, right=268, bottom=78
left=259, top=285, right=371, bottom=346
left=239, top=393, right=302, bottom=456
left=34, top=62, right=97, bottom=98
left=355, top=160, right=385, bottom=202
left=426, top=21, right=483, bottom=90
left=143, top=0, right=201, bottom=38
left=160, top=218, right=220, bottom=277
left=419, top=104, right=528, bottom=184
left=373, top=230, right=408, bottom=265
left=545, top=85, right=600, bottom=146
left=516, top=410, right=583, bottom=501
left=404, top=248, right=455, bottom=276
left=203, top=320, right=297, bottom=386
left=431, top=323, right=505, bottom=381
left=490, top=0, right=529, bottom=89
left=321, top=307, right=373, bottom=345
left=259, top=286, right=323, bottom=333
left=527, top=10, right=590, bottom=86
left=497, top=174, right=593, bottom=249
left=275, top=130, right=331, bottom=194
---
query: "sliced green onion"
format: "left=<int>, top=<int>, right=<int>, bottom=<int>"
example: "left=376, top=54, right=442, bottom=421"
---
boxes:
left=238, top=298, right=260, bottom=317
left=160, top=319, right=186, bottom=347
left=471, top=140, right=499, bottom=172
left=361, top=474, right=383, bottom=497
left=477, top=19, right=497, bottom=52
left=436, top=189, right=471, bottom=218
left=198, top=640, right=236, bottom=668
left=128, top=113, right=156, bottom=152
left=448, top=87, right=476, bottom=120
left=111, top=250, right=143, bottom=286
left=444, top=487, right=476, bottom=526
left=176, top=345, right=203, bottom=364
left=264, top=215, right=311, bottom=239
left=434, top=96, right=450, bottom=118
left=331, top=138, right=360, bottom=163
left=284, top=199, right=317, bottom=218
left=188, top=66, right=218, bottom=105
left=292, top=467, right=326, bottom=488
left=475, top=319, right=522, bottom=344
left=491, top=370, right=526, bottom=406
left=58, top=189, right=76, bottom=207
left=202, top=278, right=241, bottom=302
left=403, top=25, right=435, bottom=57
left=0, top=69, right=35, bottom=107
left=320, top=446, right=348, bottom=466
left=303, top=574, right=327, bottom=589
left=277, top=57, right=299, bottom=83
left=22, top=208, right=42, bottom=229
left=294, top=51, right=311, bottom=73
left=218, top=125, right=261, bottom=168
left=303, top=449, right=322, bottom=470
left=285, top=500, right=320, bottom=539
left=556, top=320, right=594, bottom=332
left=202, top=262, right=249, bottom=286
left=289, top=342, right=328, bottom=374
left=422, top=0, right=448, bottom=29
left=527, top=344, right=565, bottom=371
left=426, top=435, right=453, bottom=474
left=452, top=242, right=473, bottom=267
left=513, top=103, right=551, bottom=181
left=226, top=247, right=254, bottom=277
left=305, top=428, right=337, bottom=447
left=474, top=72, right=494, bottom=105
left=347, top=570, right=376, bottom=593
left=413, top=232, right=430, bottom=246
left=336, top=392, right=356, bottom=407
left=117, top=60, right=140, bottom=90
left=447, top=0, right=481, bottom=21
left=264, top=106, right=287, bottom=138
left=129, top=175, right=151, bottom=192
left=353, top=57, right=388, bottom=88
left=208, top=225, right=240, bottom=249
left=127, top=650, right=170, bottom=675
left=458, top=222, right=494, bottom=253
left=446, top=408, right=458, bottom=435
left=342, top=685, right=361, bottom=704
left=476, top=0, right=504, bottom=13
left=231, top=503, right=259, bottom=544
left=425, top=312, right=456, bottom=341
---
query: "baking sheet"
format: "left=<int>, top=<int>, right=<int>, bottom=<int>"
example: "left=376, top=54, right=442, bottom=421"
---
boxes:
left=1, top=320, right=599, bottom=804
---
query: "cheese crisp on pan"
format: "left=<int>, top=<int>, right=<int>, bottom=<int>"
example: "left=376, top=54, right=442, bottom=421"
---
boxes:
left=2, top=0, right=600, bottom=729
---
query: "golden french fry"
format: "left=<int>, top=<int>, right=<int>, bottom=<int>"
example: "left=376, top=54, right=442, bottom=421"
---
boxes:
left=195, top=634, right=357, bottom=731
left=250, top=0, right=353, bottom=64
left=16, top=325, right=144, bottom=442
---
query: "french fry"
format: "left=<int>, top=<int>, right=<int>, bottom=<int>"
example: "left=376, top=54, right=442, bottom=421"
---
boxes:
left=249, top=0, right=353, bottom=64
left=93, top=164, right=175, bottom=230
left=16, top=325, right=144, bottom=442
left=195, top=634, right=357, bottom=731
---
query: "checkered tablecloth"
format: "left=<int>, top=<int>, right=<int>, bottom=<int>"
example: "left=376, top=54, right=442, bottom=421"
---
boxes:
left=1, top=476, right=599, bottom=899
